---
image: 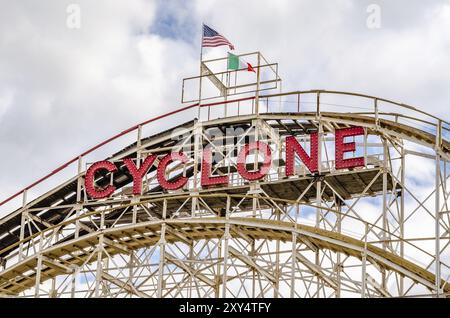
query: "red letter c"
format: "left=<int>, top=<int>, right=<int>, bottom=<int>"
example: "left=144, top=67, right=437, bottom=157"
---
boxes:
left=237, top=141, right=272, bottom=181
left=85, top=161, right=117, bottom=199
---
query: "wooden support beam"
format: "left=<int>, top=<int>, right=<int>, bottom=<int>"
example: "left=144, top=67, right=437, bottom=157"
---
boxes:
left=79, top=222, right=95, bottom=233
left=366, top=273, right=392, bottom=297
left=103, top=237, right=130, bottom=255
left=28, top=214, right=53, bottom=229
left=41, top=256, right=73, bottom=274
left=231, top=227, right=254, bottom=244
left=325, top=177, right=351, bottom=200
left=101, top=272, right=150, bottom=298
left=295, top=252, right=338, bottom=290
left=228, top=246, right=276, bottom=283
left=165, top=252, right=216, bottom=287
left=298, top=236, right=318, bottom=252
left=165, top=226, right=193, bottom=245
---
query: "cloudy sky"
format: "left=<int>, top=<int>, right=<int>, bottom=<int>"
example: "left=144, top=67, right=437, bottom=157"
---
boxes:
left=1, top=0, right=450, bottom=207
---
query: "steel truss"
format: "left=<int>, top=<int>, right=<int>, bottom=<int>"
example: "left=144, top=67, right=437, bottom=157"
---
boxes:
left=0, top=90, right=449, bottom=298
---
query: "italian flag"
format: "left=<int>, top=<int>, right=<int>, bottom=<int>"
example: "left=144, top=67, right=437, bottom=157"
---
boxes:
left=227, top=53, right=256, bottom=73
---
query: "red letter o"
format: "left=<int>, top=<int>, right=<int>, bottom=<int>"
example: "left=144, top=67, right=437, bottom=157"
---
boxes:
left=157, top=153, right=189, bottom=190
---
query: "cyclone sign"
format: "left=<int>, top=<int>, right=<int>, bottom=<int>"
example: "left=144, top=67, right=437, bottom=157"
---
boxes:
left=85, top=126, right=365, bottom=199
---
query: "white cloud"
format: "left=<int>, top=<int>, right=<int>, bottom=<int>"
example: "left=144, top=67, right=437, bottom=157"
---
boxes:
left=0, top=0, right=197, bottom=200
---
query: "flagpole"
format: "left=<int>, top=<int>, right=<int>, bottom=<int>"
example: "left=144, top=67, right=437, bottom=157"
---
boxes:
left=193, top=23, right=204, bottom=215
left=198, top=23, right=204, bottom=119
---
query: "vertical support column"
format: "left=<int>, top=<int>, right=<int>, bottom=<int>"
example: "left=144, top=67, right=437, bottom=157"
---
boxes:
left=336, top=202, right=342, bottom=298
left=95, top=235, right=104, bottom=298
left=129, top=252, right=135, bottom=293
left=75, top=156, right=83, bottom=239
left=22, top=189, right=27, bottom=207
left=273, top=209, right=281, bottom=298
left=133, top=125, right=143, bottom=224
left=382, top=140, right=388, bottom=242
left=221, top=223, right=230, bottom=298
left=290, top=231, right=297, bottom=298
left=252, top=120, right=259, bottom=218
left=278, top=80, right=283, bottom=112
left=364, top=129, right=368, bottom=168
left=71, top=266, right=79, bottom=298
left=315, top=109, right=323, bottom=298
left=95, top=210, right=105, bottom=298
left=34, top=232, right=44, bottom=298
left=221, top=196, right=231, bottom=298
left=316, top=116, right=323, bottom=228
left=315, top=182, right=321, bottom=228
left=315, top=98, right=323, bottom=227
left=251, top=117, right=260, bottom=304
left=224, top=72, right=229, bottom=118
left=290, top=203, right=299, bottom=298
left=374, top=98, right=379, bottom=128
left=255, top=52, right=261, bottom=115
left=19, top=190, right=27, bottom=261
left=435, top=153, right=441, bottom=297
left=188, top=242, right=194, bottom=298
left=399, top=146, right=405, bottom=296
left=361, top=223, right=368, bottom=298
left=315, top=249, right=321, bottom=298
left=316, top=92, right=321, bottom=120
left=215, top=235, right=223, bottom=298
left=157, top=199, right=167, bottom=298
left=72, top=156, right=84, bottom=298
left=278, top=138, right=283, bottom=179
left=157, top=224, right=166, bottom=298
left=251, top=121, right=261, bottom=299
left=251, top=238, right=256, bottom=298
left=381, top=138, right=388, bottom=289
left=34, top=254, right=42, bottom=298
left=435, top=120, right=442, bottom=297
left=191, top=124, right=202, bottom=217
left=50, top=277, right=56, bottom=298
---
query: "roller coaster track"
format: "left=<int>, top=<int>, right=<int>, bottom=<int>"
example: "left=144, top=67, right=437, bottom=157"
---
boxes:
left=0, top=90, right=448, bottom=298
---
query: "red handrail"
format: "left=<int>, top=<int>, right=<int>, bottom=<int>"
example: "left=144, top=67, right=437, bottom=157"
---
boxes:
left=0, top=96, right=256, bottom=208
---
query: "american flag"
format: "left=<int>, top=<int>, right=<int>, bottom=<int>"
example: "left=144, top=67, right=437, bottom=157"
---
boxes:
left=202, top=24, right=234, bottom=50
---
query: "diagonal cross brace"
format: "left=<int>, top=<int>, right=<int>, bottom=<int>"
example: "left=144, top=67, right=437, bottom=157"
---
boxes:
left=228, top=246, right=276, bottom=284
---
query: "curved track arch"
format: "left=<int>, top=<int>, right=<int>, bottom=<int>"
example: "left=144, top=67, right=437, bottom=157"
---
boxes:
left=0, top=213, right=448, bottom=296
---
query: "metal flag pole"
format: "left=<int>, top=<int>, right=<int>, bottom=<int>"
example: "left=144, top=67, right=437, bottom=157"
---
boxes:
left=197, top=23, right=204, bottom=119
